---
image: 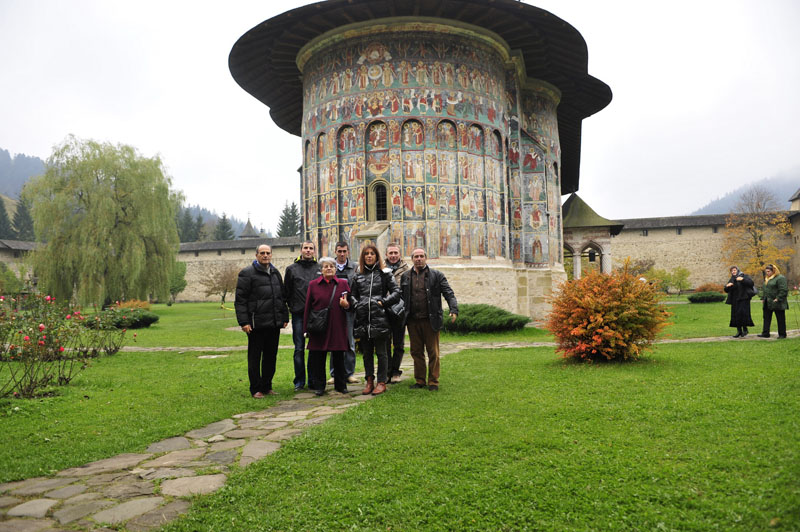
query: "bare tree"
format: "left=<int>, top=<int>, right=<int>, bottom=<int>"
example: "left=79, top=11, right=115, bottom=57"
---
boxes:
left=200, top=264, right=240, bottom=305
left=722, top=185, right=793, bottom=279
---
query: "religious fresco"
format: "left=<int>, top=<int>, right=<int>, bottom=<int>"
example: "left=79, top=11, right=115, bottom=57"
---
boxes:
left=299, top=26, right=562, bottom=265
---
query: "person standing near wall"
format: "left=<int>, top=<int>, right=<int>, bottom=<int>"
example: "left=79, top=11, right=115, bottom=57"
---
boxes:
left=724, top=265, right=755, bottom=338
left=758, top=264, right=789, bottom=339
left=284, top=241, right=320, bottom=391
left=385, top=242, right=409, bottom=383
left=327, top=241, right=360, bottom=385
left=235, top=244, right=288, bottom=398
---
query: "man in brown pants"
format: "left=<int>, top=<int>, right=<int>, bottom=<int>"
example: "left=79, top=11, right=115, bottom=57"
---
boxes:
left=400, top=248, right=458, bottom=391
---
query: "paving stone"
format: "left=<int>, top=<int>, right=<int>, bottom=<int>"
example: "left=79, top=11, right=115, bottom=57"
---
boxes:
left=263, top=429, right=303, bottom=441
left=271, top=414, right=307, bottom=422
left=0, top=495, right=22, bottom=508
left=45, top=483, right=87, bottom=499
left=258, top=421, right=289, bottom=430
left=0, top=478, right=42, bottom=494
left=58, top=454, right=151, bottom=476
left=237, top=419, right=268, bottom=429
left=62, top=492, right=102, bottom=505
left=146, top=437, right=191, bottom=453
left=206, top=435, right=226, bottom=443
left=126, top=500, right=191, bottom=531
left=137, top=468, right=196, bottom=481
left=294, top=392, right=316, bottom=399
left=336, top=403, right=360, bottom=409
left=294, top=415, right=332, bottom=427
left=210, top=439, right=245, bottom=452
left=91, top=496, right=164, bottom=525
left=310, top=407, right=341, bottom=416
left=277, top=409, right=314, bottom=418
left=102, top=480, right=155, bottom=499
left=192, top=439, right=208, bottom=447
left=7, top=498, right=59, bottom=518
left=184, top=419, right=236, bottom=439
left=160, top=474, right=227, bottom=497
left=53, top=500, right=114, bottom=524
left=11, top=477, right=78, bottom=496
left=352, top=394, right=376, bottom=401
left=85, top=472, right=132, bottom=486
left=223, top=429, right=268, bottom=439
left=206, top=450, right=238, bottom=465
left=239, top=441, right=281, bottom=467
left=0, top=518, right=56, bottom=532
left=140, top=448, right=206, bottom=468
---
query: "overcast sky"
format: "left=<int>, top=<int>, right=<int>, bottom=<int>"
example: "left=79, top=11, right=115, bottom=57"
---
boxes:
left=1, top=0, right=798, bottom=233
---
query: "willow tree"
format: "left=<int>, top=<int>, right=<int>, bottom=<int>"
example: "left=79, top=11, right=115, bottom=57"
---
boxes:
left=24, top=135, right=181, bottom=305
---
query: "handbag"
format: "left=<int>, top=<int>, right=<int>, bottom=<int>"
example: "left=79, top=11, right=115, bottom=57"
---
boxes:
left=306, top=282, right=338, bottom=335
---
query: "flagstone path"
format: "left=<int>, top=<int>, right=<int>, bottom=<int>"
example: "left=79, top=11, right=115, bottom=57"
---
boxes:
left=2, top=331, right=797, bottom=531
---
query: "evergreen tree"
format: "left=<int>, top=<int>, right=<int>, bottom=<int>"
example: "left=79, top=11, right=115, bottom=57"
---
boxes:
left=177, top=208, right=195, bottom=242
left=276, top=201, right=301, bottom=237
left=0, top=199, right=14, bottom=239
left=24, top=135, right=181, bottom=305
left=213, top=213, right=235, bottom=240
left=168, top=261, right=188, bottom=302
left=194, top=214, right=205, bottom=241
left=12, top=198, right=35, bottom=240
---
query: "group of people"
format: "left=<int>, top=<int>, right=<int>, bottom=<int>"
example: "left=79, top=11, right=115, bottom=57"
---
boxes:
left=724, top=264, right=789, bottom=339
left=234, top=240, right=458, bottom=398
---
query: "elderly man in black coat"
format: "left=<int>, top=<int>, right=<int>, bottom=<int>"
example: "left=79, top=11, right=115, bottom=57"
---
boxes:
left=235, top=244, right=289, bottom=397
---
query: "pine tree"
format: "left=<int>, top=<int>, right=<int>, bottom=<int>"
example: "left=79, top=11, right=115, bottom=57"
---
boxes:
left=194, top=214, right=205, bottom=241
left=213, top=213, right=235, bottom=241
left=12, top=198, right=35, bottom=240
left=0, top=199, right=14, bottom=239
left=276, top=202, right=301, bottom=237
left=177, top=208, right=195, bottom=242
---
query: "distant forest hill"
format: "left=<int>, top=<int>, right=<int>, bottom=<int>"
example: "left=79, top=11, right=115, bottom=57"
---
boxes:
left=691, top=172, right=800, bottom=215
left=0, top=146, right=269, bottom=239
left=0, top=148, right=45, bottom=199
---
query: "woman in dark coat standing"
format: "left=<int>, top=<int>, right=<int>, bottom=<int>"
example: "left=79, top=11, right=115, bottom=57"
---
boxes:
left=304, top=257, right=351, bottom=396
left=724, top=265, right=755, bottom=338
left=349, top=244, right=400, bottom=396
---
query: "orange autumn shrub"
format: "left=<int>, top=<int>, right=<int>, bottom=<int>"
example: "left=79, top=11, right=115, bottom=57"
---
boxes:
left=694, top=282, right=724, bottom=294
left=118, top=299, right=151, bottom=311
left=546, top=266, right=671, bottom=362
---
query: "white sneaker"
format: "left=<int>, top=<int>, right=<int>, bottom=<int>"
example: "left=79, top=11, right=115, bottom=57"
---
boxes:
left=327, top=377, right=335, bottom=385
left=390, top=375, right=402, bottom=383
left=347, top=376, right=360, bottom=384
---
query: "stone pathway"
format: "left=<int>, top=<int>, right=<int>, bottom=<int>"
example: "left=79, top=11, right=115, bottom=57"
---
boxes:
left=3, top=331, right=797, bottom=531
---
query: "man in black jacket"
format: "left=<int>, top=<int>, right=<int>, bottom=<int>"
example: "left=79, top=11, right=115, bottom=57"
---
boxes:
left=401, top=248, right=458, bottom=391
left=235, top=244, right=289, bottom=397
left=284, top=241, right=321, bottom=391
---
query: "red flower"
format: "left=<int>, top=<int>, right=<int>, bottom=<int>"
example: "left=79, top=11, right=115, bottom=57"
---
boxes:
left=23, top=335, right=30, bottom=341
left=38, top=340, right=45, bottom=346
left=66, top=314, right=72, bottom=319
left=45, top=296, right=51, bottom=301
left=59, top=346, right=65, bottom=352
left=39, top=324, right=45, bottom=332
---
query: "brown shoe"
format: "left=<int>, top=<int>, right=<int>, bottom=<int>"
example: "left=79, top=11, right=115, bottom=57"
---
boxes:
left=252, top=392, right=265, bottom=399
left=362, top=376, right=375, bottom=395
left=372, top=382, right=387, bottom=395
left=265, top=390, right=277, bottom=395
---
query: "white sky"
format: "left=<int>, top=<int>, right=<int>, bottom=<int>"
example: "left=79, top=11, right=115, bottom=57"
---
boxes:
left=1, top=0, right=798, bottom=233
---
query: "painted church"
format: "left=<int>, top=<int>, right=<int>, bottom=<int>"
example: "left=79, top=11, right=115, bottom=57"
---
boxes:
left=228, top=0, right=611, bottom=318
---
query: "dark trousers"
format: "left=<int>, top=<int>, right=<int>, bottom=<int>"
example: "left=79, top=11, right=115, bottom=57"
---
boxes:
left=407, top=317, right=440, bottom=386
left=387, top=318, right=406, bottom=377
left=310, top=350, right=347, bottom=392
left=292, top=315, right=312, bottom=388
left=762, top=304, right=787, bottom=337
left=247, top=327, right=280, bottom=395
left=361, top=337, right=388, bottom=383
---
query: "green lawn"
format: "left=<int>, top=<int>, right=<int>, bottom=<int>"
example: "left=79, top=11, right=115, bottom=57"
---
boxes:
left=164, top=341, right=799, bottom=531
left=1, top=301, right=798, bottom=530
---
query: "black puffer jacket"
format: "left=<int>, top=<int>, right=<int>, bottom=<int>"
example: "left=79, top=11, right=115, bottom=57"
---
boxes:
left=284, top=257, right=321, bottom=316
left=350, top=265, right=400, bottom=339
left=234, top=261, right=289, bottom=329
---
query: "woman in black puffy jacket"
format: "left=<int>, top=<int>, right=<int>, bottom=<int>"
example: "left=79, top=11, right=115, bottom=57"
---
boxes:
left=349, top=244, right=400, bottom=395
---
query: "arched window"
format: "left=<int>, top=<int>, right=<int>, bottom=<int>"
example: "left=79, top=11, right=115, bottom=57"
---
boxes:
left=368, top=181, right=388, bottom=221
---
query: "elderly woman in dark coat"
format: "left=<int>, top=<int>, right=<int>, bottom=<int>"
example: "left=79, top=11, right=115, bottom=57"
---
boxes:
left=724, top=265, right=755, bottom=338
left=349, top=244, right=400, bottom=396
left=304, top=257, right=351, bottom=396
left=758, top=264, right=789, bottom=339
